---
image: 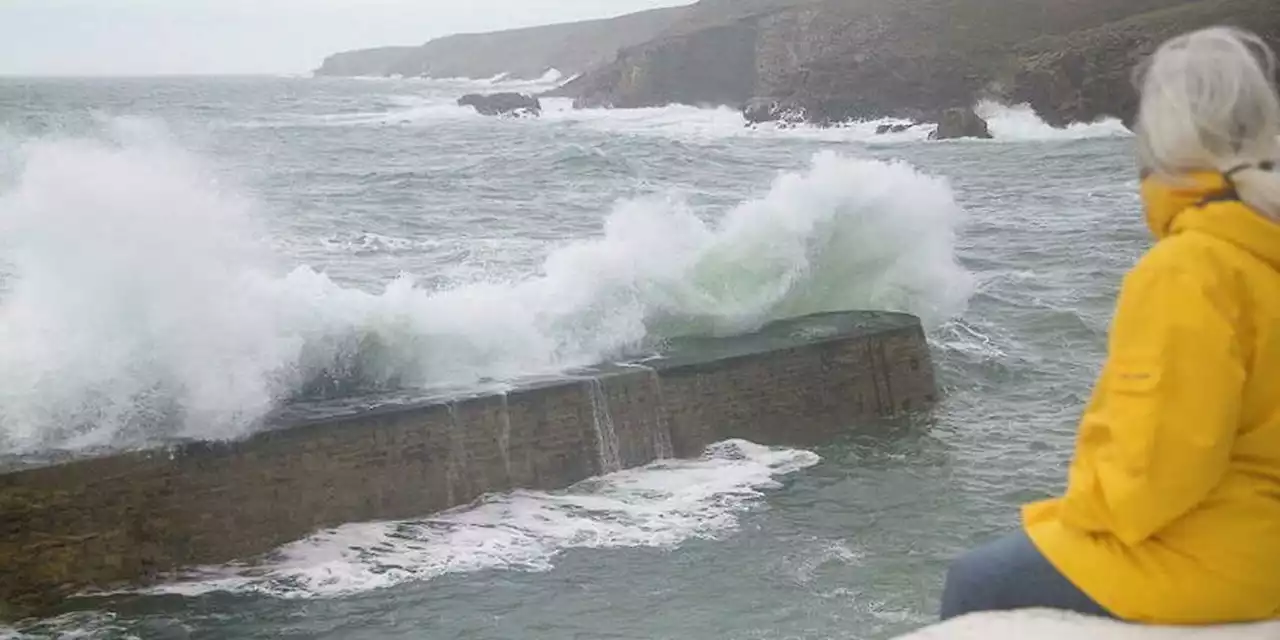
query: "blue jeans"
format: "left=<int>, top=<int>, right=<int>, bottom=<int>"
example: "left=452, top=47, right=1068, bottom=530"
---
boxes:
left=940, top=530, right=1116, bottom=620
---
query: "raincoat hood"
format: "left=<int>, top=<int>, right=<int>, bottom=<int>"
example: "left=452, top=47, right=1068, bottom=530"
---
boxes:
left=1141, top=171, right=1280, bottom=269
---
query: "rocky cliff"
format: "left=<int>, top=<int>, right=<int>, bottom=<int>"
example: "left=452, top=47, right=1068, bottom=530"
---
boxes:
left=318, top=0, right=1278, bottom=127
left=1007, top=0, right=1280, bottom=127
left=314, top=1, right=816, bottom=80
left=754, top=0, right=1198, bottom=123
left=314, top=6, right=690, bottom=79
left=315, top=46, right=420, bottom=77
left=555, top=21, right=762, bottom=109
left=559, top=0, right=1276, bottom=125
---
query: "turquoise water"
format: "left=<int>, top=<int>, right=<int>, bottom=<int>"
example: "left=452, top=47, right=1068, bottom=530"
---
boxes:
left=0, top=75, right=1142, bottom=639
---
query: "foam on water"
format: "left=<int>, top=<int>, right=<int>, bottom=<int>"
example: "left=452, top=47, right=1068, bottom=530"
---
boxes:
left=112, top=439, right=820, bottom=599
left=0, top=611, right=145, bottom=640
left=546, top=99, right=1130, bottom=143
left=539, top=98, right=1129, bottom=143
left=242, top=74, right=1132, bottom=144
left=240, top=72, right=572, bottom=129
left=324, top=85, right=1129, bottom=144
left=0, top=119, right=973, bottom=453
left=974, top=100, right=1132, bottom=141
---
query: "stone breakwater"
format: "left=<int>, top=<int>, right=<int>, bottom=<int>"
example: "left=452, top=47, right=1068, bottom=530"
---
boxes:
left=0, top=310, right=937, bottom=620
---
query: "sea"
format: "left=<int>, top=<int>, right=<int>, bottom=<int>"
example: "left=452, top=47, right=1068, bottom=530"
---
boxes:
left=0, top=71, right=1141, bottom=639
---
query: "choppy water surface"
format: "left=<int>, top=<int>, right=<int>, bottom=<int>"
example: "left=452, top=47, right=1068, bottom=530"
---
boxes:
left=0, top=75, right=1143, bottom=639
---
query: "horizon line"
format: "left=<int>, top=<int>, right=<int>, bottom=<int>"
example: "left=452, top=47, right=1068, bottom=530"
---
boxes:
left=0, top=71, right=317, bottom=80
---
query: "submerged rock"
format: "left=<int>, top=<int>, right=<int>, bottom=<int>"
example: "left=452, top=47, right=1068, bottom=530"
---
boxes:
left=929, top=108, right=993, bottom=140
left=743, top=97, right=778, bottom=123
left=741, top=96, right=807, bottom=126
left=876, top=123, right=917, bottom=135
left=457, top=93, right=542, bottom=118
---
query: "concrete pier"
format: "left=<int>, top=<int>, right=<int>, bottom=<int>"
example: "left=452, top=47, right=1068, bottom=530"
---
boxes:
left=0, top=310, right=937, bottom=619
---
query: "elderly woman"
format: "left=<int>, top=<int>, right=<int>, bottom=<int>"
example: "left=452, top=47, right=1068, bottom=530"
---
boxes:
left=941, top=26, right=1280, bottom=625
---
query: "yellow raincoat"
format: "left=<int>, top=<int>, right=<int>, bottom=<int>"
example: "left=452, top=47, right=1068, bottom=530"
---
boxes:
left=1023, top=171, right=1280, bottom=625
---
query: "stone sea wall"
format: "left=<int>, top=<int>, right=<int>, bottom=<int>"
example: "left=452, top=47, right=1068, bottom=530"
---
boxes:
left=0, top=310, right=937, bottom=619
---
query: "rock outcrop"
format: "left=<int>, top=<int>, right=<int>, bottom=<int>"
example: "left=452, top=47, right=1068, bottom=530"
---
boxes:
left=929, top=108, right=993, bottom=140
left=558, top=21, right=761, bottom=109
left=320, top=0, right=1278, bottom=129
left=1006, top=0, right=1280, bottom=128
left=457, top=93, right=542, bottom=117
left=560, top=0, right=1206, bottom=124
left=876, top=123, right=918, bottom=135
left=742, top=97, right=807, bottom=125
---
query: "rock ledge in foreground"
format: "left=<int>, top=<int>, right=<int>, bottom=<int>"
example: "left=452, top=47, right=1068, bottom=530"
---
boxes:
left=892, top=609, right=1280, bottom=639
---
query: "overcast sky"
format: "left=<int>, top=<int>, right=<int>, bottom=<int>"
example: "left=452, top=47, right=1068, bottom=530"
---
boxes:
left=0, top=0, right=696, bottom=76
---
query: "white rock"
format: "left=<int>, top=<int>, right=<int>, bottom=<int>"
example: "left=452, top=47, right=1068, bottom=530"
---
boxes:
left=893, top=609, right=1280, bottom=640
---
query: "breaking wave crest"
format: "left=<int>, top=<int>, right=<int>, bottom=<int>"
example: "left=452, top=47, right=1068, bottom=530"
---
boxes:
left=245, top=82, right=1129, bottom=143
left=0, top=120, right=973, bottom=453
left=973, top=100, right=1131, bottom=141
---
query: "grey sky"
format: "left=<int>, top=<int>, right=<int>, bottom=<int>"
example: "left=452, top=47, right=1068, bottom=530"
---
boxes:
left=0, top=0, right=695, bottom=76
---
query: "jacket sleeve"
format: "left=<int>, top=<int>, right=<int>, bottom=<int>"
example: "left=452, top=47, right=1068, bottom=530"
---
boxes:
left=1060, top=246, right=1246, bottom=546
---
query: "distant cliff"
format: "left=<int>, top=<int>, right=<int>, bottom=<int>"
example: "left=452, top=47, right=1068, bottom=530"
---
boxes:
left=314, top=7, right=690, bottom=79
left=313, top=1, right=815, bottom=80
left=318, top=0, right=1279, bottom=127
left=315, top=46, right=421, bottom=78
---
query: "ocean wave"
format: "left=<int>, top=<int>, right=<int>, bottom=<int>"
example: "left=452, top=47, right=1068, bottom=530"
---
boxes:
left=0, top=119, right=973, bottom=453
left=414, top=67, right=567, bottom=89
left=543, top=99, right=1130, bottom=143
left=973, top=100, right=1132, bottom=141
left=108, top=440, right=821, bottom=599
left=325, top=68, right=566, bottom=89
left=0, top=611, right=145, bottom=640
left=235, top=82, right=1130, bottom=145
left=232, top=69, right=570, bottom=130
left=233, top=100, right=475, bottom=129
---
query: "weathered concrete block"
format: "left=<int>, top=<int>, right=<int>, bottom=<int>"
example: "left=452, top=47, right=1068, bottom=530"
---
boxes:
left=0, top=310, right=936, bottom=619
left=893, top=609, right=1280, bottom=639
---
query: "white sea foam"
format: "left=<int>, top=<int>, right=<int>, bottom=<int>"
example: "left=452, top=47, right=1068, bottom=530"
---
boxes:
left=327, top=70, right=1129, bottom=142
left=431, top=68, right=568, bottom=94
left=262, top=74, right=1133, bottom=144
left=545, top=99, right=1131, bottom=143
left=0, top=120, right=972, bottom=452
left=116, top=440, right=821, bottom=599
left=0, top=611, right=144, bottom=640
left=974, top=100, right=1132, bottom=141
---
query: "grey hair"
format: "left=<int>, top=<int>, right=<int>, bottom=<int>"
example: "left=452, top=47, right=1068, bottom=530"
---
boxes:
left=1134, top=26, right=1280, bottom=218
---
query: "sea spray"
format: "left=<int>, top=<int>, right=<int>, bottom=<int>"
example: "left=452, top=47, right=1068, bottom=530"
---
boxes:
left=0, top=126, right=297, bottom=451
left=0, top=122, right=974, bottom=453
